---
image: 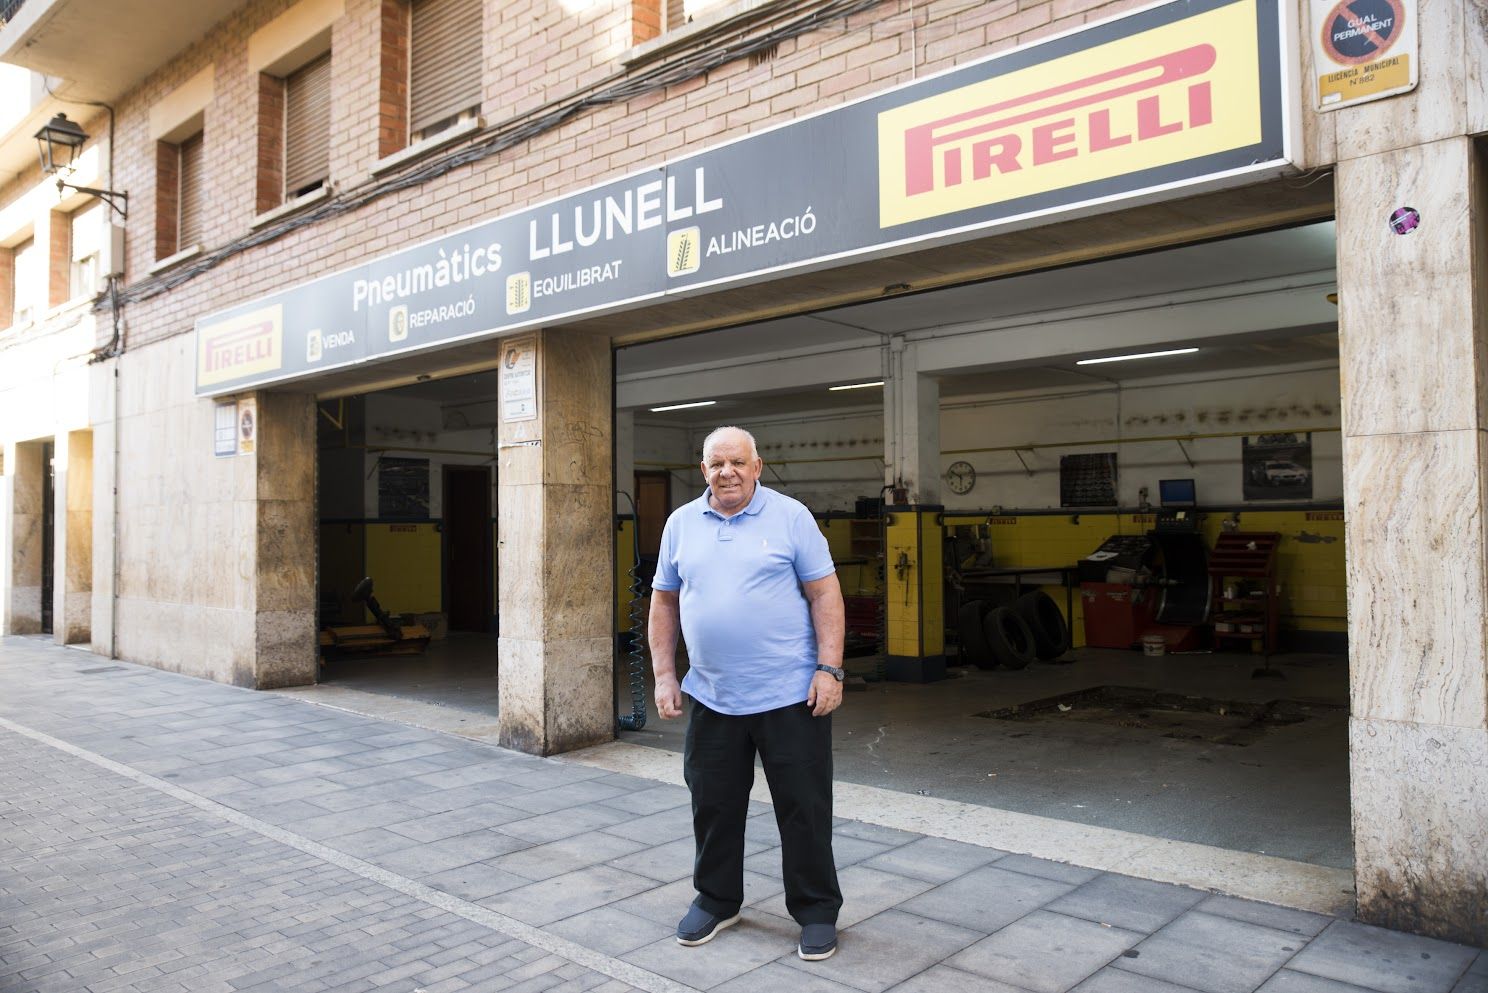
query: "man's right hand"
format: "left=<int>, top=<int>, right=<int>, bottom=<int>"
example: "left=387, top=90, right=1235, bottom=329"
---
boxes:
left=655, top=675, right=683, bottom=719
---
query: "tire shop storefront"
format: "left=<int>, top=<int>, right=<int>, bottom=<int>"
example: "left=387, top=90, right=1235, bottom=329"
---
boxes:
left=190, top=0, right=1488, bottom=945
left=613, top=216, right=1346, bottom=871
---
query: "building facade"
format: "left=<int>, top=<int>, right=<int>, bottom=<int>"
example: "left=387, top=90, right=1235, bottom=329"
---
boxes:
left=0, top=0, right=1484, bottom=944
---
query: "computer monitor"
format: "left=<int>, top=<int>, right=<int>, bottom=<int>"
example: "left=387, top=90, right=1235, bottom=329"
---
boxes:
left=1159, top=478, right=1196, bottom=508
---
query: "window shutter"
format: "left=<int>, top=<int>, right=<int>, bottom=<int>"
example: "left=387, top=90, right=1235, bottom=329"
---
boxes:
left=178, top=131, right=207, bottom=252
left=284, top=53, right=332, bottom=197
left=409, top=0, right=482, bottom=137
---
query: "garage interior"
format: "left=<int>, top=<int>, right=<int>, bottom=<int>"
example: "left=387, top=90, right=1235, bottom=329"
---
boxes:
left=314, top=372, right=502, bottom=713
left=613, top=218, right=1351, bottom=870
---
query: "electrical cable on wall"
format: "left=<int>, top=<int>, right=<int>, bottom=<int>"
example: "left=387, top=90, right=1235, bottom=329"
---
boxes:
left=615, top=489, right=649, bottom=732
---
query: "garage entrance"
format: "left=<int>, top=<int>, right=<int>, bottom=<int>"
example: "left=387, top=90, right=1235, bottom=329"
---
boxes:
left=314, top=371, right=500, bottom=715
left=613, top=219, right=1349, bottom=868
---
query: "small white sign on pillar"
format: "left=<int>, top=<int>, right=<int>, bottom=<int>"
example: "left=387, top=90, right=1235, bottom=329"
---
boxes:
left=214, top=401, right=238, bottom=457
left=500, top=336, right=538, bottom=422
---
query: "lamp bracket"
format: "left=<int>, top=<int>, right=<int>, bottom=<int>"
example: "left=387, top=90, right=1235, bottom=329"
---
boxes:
left=56, top=178, right=128, bottom=220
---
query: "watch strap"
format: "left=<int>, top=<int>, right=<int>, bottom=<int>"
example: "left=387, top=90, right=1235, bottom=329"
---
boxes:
left=815, top=663, right=845, bottom=681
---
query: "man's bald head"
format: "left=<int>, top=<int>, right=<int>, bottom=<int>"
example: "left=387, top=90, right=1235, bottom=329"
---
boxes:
left=701, top=426, right=759, bottom=463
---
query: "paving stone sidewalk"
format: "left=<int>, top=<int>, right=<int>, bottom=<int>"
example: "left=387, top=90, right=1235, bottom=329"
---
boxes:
left=1, top=637, right=1484, bottom=993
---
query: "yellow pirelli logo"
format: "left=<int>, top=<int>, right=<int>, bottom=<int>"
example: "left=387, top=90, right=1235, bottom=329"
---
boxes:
left=878, top=0, right=1263, bottom=228
left=197, top=305, right=284, bottom=387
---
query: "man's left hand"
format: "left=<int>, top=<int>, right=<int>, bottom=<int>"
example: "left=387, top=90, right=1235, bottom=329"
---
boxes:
left=806, top=671, right=843, bottom=717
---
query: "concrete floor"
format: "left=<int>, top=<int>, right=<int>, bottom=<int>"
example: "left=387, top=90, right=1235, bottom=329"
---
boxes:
left=318, top=636, right=1352, bottom=870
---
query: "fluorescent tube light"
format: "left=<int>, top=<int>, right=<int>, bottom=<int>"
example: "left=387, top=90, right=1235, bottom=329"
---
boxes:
left=828, top=381, right=885, bottom=391
left=1076, top=347, right=1199, bottom=366
left=649, top=400, right=717, bottom=412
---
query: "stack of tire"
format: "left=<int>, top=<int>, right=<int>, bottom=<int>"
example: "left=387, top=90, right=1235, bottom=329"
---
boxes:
left=956, top=591, right=1070, bottom=670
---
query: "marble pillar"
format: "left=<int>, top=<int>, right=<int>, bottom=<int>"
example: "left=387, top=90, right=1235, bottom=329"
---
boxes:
left=1339, top=136, right=1488, bottom=944
left=885, top=339, right=941, bottom=505
left=251, top=392, right=318, bottom=689
left=497, top=329, right=615, bottom=756
left=4, top=441, right=46, bottom=635
left=883, top=340, right=945, bottom=680
left=55, top=429, right=93, bottom=646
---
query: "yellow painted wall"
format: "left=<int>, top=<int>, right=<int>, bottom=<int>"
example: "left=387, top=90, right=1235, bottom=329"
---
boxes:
left=318, top=522, right=366, bottom=623
left=944, top=509, right=1347, bottom=646
left=616, top=519, right=638, bottom=635
left=364, top=523, right=441, bottom=614
left=885, top=511, right=944, bottom=657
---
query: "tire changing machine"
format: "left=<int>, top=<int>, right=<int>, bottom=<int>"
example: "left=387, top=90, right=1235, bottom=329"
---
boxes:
left=1078, top=512, right=1211, bottom=651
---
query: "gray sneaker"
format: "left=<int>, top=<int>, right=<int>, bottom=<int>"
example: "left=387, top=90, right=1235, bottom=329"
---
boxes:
left=676, top=904, right=741, bottom=946
left=798, top=922, right=837, bottom=960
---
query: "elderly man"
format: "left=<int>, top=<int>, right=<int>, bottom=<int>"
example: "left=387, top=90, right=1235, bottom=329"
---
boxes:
left=649, top=425, right=847, bottom=961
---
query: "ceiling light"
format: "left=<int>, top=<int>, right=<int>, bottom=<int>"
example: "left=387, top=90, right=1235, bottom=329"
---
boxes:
left=828, top=381, right=885, bottom=391
left=1077, top=347, right=1199, bottom=366
left=649, top=400, right=716, bottom=412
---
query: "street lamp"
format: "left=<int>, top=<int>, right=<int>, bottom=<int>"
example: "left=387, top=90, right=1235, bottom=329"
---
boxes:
left=33, top=112, right=128, bottom=219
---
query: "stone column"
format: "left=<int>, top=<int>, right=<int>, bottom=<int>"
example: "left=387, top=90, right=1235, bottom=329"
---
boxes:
left=1338, top=136, right=1487, bottom=944
left=882, top=339, right=945, bottom=681
left=3, top=441, right=46, bottom=635
left=497, top=329, right=615, bottom=756
left=250, top=392, right=318, bottom=689
left=53, top=429, right=93, bottom=646
left=884, top=338, right=941, bottom=505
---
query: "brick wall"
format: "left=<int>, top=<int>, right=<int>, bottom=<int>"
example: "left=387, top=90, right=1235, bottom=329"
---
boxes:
left=255, top=73, right=286, bottom=214
left=47, top=209, right=69, bottom=308
left=57, top=0, right=1238, bottom=352
left=0, top=245, right=13, bottom=330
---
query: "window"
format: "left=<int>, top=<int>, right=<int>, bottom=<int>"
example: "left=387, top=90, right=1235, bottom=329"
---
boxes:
left=157, top=130, right=205, bottom=260
left=12, top=238, right=41, bottom=326
left=178, top=132, right=206, bottom=252
left=409, top=0, right=481, bottom=141
left=284, top=52, right=331, bottom=199
left=69, top=203, right=104, bottom=300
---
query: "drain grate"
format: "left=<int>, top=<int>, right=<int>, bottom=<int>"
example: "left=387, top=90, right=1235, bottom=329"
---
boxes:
left=78, top=666, right=125, bottom=674
left=975, top=685, right=1345, bottom=747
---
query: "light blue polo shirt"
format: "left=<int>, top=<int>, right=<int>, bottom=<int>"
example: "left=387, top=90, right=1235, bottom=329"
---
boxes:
left=652, top=483, right=836, bottom=716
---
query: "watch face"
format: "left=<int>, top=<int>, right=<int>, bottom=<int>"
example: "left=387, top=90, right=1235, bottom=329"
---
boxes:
left=947, top=460, right=976, bottom=495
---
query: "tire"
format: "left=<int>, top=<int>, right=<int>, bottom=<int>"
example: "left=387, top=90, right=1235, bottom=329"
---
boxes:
left=957, top=599, right=996, bottom=669
left=983, top=606, right=1037, bottom=670
left=1014, top=591, right=1071, bottom=661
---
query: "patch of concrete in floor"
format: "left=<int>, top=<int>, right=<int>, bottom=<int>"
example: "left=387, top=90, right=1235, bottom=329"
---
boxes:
left=274, top=683, right=1355, bottom=919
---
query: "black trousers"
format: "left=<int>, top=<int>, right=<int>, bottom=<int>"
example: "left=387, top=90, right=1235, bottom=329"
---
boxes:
left=684, top=699, right=842, bottom=926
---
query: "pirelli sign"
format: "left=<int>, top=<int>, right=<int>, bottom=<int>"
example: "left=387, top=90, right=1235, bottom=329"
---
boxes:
left=195, top=0, right=1293, bottom=396
left=879, top=0, right=1269, bottom=227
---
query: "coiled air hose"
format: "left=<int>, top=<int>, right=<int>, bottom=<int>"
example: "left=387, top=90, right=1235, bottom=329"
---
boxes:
left=616, top=491, right=648, bottom=732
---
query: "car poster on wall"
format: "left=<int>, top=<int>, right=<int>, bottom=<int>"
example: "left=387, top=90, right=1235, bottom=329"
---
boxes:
left=1242, top=433, right=1313, bottom=499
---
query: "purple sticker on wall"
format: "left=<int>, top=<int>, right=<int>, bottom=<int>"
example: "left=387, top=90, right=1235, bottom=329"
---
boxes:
left=1388, top=207, right=1420, bottom=235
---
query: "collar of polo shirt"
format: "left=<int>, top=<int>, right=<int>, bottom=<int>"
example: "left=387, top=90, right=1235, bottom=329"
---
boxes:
left=703, top=481, right=766, bottom=519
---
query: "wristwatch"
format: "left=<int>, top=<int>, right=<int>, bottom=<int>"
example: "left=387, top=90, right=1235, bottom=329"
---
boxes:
left=815, top=663, right=845, bottom=682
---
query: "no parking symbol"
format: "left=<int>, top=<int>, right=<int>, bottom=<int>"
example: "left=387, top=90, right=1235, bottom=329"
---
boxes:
left=1311, top=0, right=1416, bottom=110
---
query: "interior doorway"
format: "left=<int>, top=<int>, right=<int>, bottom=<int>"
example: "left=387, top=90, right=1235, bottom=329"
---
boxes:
left=634, top=470, right=670, bottom=557
left=443, top=465, right=493, bottom=633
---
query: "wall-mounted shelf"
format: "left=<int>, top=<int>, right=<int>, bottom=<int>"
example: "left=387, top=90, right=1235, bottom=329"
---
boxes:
left=1208, top=531, right=1282, bottom=653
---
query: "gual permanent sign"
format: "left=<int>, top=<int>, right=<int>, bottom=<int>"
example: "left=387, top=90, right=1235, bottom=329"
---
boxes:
left=1310, top=0, right=1415, bottom=110
left=195, top=0, right=1293, bottom=396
